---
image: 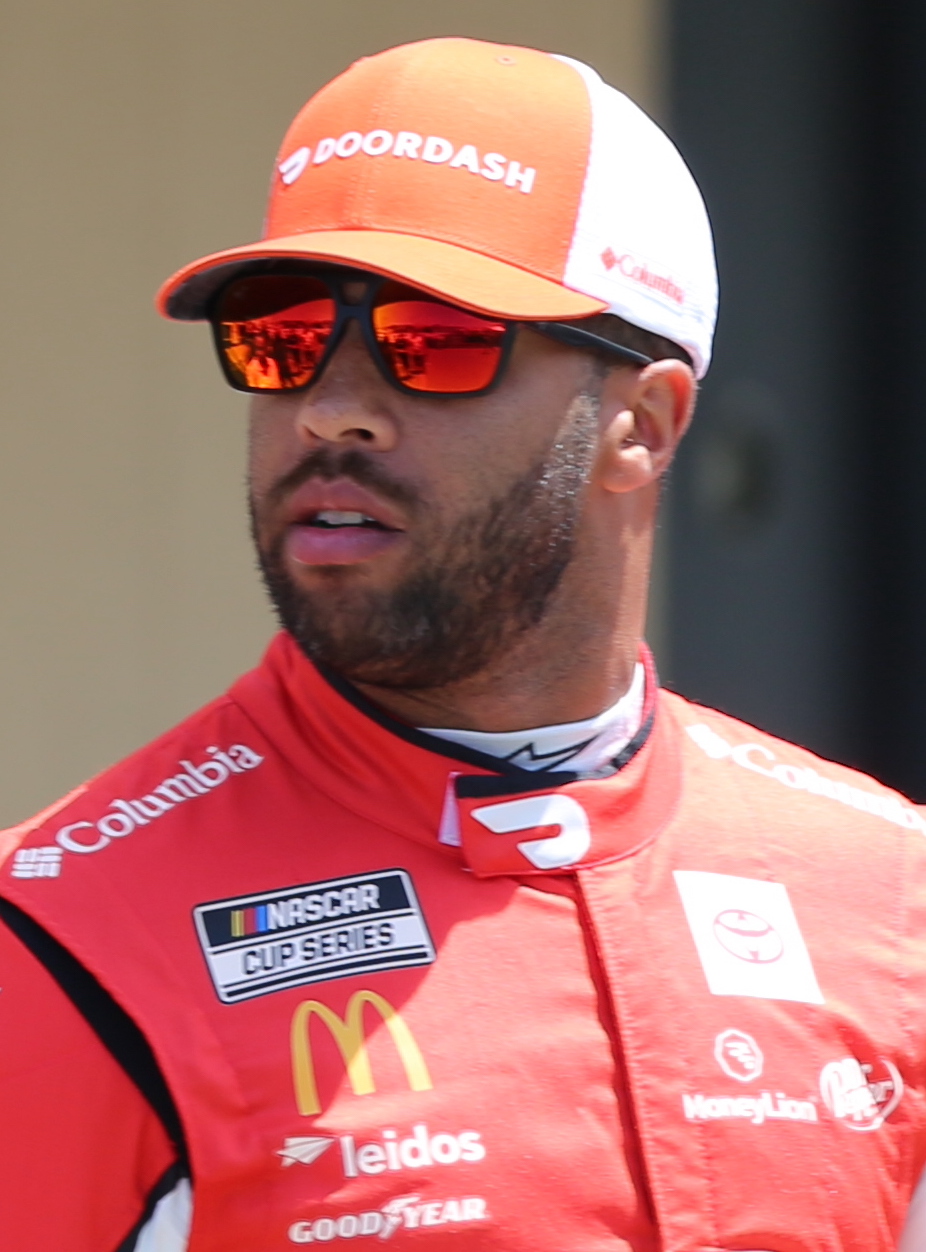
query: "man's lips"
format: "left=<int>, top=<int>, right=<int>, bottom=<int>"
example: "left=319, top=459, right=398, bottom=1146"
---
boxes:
left=283, top=478, right=407, bottom=531
left=282, top=477, right=407, bottom=567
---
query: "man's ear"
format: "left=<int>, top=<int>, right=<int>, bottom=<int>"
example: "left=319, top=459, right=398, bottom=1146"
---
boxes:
left=597, top=359, right=697, bottom=494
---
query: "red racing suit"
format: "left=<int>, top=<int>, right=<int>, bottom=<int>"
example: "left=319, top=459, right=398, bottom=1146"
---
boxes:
left=2, top=630, right=926, bottom=1251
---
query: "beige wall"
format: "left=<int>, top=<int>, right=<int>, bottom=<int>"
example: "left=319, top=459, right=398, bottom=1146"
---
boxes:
left=0, top=0, right=665, bottom=825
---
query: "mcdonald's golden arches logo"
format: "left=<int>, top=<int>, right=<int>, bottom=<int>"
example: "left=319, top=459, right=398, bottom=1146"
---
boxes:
left=291, top=989, right=433, bottom=1116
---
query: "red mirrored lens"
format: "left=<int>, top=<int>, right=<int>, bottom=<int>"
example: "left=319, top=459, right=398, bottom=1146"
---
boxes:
left=373, top=288, right=507, bottom=393
left=215, top=276, right=335, bottom=390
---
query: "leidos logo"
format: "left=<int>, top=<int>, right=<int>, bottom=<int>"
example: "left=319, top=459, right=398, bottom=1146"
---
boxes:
left=278, top=1124, right=486, bottom=1177
left=279, top=1137, right=334, bottom=1167
left=291, top=990, right=432, bottom=1116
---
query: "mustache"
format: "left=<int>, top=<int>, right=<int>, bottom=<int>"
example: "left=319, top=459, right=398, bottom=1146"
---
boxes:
left=264, top=447, right=421, bottom=514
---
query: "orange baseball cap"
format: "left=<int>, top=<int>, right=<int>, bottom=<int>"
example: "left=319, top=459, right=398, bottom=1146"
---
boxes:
left=157, top=37, right=718, bottom=377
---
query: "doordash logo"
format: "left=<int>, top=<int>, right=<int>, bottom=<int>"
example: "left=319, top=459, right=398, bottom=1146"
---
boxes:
left=278, top=129, right=537, bottom=193
left=469, top=794, right=591, bottom=870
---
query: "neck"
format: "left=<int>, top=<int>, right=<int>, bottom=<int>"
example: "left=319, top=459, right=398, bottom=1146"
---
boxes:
left=354, top=546, right=650, bottom=732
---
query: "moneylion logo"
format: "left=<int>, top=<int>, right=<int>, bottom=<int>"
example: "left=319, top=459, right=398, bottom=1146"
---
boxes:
left=291, top=990, right=432, bottom=1116
left=682, top=1090, right=818, bottom=1127
left=714, top=1029, right=763, bottom=1082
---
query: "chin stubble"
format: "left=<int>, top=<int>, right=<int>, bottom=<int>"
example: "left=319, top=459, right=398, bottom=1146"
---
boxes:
left=252, top=388, right=602, bottom=690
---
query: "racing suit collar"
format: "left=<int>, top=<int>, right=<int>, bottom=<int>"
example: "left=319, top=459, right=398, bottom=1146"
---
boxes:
left=230, top=632, right=680, bottom=876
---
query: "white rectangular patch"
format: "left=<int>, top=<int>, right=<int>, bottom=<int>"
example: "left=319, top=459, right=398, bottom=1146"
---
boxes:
left=673, top=870, right=824, bottom=1004
left=194, top=869, right=435, bottom=1004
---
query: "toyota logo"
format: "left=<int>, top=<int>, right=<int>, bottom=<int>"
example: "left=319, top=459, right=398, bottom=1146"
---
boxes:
left=713, top=909, right=784, bottom=963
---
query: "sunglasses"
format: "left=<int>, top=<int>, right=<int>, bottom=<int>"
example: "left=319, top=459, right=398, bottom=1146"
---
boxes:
left=209, top=270, right=653, bottom=398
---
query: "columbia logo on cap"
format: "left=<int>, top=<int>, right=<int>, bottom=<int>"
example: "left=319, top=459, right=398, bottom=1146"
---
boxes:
left=601, top=249, right=685, bottom=305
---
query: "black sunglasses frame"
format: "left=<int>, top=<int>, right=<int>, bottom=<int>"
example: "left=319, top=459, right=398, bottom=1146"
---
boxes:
left=209, top=268, right=653, bottom=399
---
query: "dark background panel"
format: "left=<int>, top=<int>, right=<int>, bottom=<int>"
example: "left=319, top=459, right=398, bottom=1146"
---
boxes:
left=852, top=4, right=926, bottom=794
left=665, top=0, right=926, bottom=799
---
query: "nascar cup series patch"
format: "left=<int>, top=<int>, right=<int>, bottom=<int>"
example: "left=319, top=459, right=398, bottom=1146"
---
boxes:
left=193, top=869, right=435, bottom=1003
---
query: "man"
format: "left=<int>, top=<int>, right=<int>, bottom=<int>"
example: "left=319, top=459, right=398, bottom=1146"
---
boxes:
left=1, top=36, right=925, bottom=1252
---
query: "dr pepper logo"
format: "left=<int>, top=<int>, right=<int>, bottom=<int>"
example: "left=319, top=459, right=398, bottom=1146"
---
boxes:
left=819, top=1056, right=903, bottom=1131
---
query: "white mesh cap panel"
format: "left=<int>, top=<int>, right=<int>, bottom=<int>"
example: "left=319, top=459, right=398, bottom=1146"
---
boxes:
left=554, top=55, right=718, bottom=378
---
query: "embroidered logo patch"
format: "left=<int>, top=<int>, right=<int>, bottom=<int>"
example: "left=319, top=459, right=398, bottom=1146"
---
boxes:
left=674, top=870, right=824, bottom=1004
left=194, top=869, right=435, bottom=1003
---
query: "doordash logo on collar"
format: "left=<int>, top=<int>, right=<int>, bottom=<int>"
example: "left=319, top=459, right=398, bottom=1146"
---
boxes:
left=50, top=744, right=264, bottom=860
left=469, top=794, right=591, bottom=870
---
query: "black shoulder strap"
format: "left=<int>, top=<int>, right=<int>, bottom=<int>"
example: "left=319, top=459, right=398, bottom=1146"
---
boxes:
left=0, top=896, right=189, bottom=1167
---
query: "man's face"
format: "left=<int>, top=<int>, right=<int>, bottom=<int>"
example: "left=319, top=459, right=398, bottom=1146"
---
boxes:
left=248, top=289, right=613, bottom=691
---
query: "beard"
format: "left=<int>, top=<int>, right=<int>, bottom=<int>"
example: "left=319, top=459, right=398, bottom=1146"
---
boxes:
left=252, top=389, right=601, bottom=690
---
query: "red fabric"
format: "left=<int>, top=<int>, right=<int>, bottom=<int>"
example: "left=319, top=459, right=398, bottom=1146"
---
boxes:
left=0, top=920, right=174, bottom=1250
left=1, top=632, right=925, bottom=1251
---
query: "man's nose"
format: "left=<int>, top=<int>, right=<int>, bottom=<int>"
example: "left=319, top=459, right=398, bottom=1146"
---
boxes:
left=293, top=322, right=398, bottom=450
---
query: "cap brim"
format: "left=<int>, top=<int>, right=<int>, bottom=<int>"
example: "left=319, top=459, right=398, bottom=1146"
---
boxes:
left=156, top=230, right=607, bottom=322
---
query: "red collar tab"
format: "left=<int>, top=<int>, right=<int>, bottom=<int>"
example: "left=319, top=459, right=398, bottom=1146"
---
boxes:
left=231, top=634, right=676, bottom=872
left=454, top=699, right=679, bottom=878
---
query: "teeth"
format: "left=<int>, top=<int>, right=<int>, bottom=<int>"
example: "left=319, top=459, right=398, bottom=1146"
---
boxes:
left=312, top=510, right=376, bottom=527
